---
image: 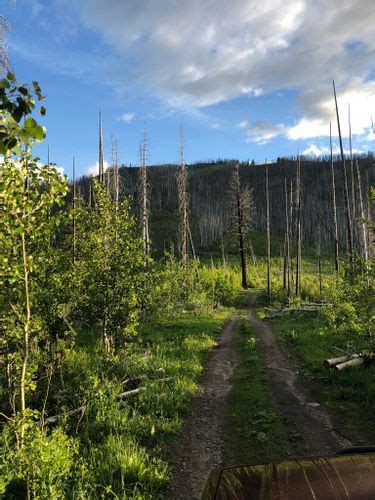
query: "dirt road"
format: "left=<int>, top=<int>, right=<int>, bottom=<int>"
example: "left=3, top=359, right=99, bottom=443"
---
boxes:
left=167, top=314, right=238, bottom=499
left=248, top=301, right=353, bottom=457
left=168, top=296, right=355, bottom=499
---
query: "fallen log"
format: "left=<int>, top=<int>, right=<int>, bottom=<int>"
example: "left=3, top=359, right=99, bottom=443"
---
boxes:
left=37, top=377, right=174, bottom=427
left=335, top=357, right=364, bottom=371
left=323, top=354, right=360, bottom=368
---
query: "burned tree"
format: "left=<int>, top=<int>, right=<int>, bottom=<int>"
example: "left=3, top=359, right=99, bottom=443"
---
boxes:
left=178, top=125, right=188, bottom=265
left=333, top=80, right=353, bottom=261
left=0, top=15, right=10, bottom=74
left=295, top=155, right=302, bottom=297
left=330, top=122, right=339, bottom=273
left=138, top=130, right=150, bottom=256
left=266, top=165, right=271, bottom=304
left=98, top=110, right=105, bottom=184
left=230, top=164, right=254, bottom=289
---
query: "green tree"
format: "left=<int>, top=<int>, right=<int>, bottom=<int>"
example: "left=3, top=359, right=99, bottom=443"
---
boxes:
left=73, top=180, right=146, bottom=354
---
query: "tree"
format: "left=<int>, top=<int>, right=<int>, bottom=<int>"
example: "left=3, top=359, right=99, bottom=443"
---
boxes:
left=0, top=73, right=68, bottom=438
left=73, top=180, right=145, bottom=354
left=138, top=130, right=150, bottom=257
left=178, top=125, right=189, bottom=265
left=0, top=15, right=10, bottom=74
left=230, top=164, right=254, bottom=289
left=266, top=165, right=271, bottom=304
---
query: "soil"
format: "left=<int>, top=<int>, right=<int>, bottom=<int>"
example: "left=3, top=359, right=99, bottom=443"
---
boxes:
left=167, top=295, right=359, bottom=499
left=248, top=296, right=353, bottom=458
left=166, top=314, right=239, bottom=499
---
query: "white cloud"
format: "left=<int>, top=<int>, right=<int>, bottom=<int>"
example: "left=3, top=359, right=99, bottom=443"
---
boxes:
left=302, top=143, right=367, bottom=157
left=85, top=160, right=109, bottom=177
left=211, top=123, right=220, bottom=129
left=73, top=0, right=374, bottom=109
left=18, top=0, right=375, bottom=146
left=117, top=112, right=134, bottom=123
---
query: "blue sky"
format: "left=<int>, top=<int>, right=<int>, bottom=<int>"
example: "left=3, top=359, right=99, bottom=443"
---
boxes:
left=2, top=0, right=374, bottom=178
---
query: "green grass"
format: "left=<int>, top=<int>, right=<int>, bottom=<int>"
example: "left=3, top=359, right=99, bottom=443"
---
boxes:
left=1, top=309, right=234, bottom=499
left=271, top=313, right=375, bottom=442
left=224, top=315, right=287, bottom=466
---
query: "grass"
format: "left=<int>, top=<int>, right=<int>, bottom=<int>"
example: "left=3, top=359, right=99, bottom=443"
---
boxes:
left=224, top=315, right=287, bottom=466
left=75, top=309, right=235, bottom=498
left=0, top=308, right=234, bottom=499
left=270, top=313, right=375, bottom=442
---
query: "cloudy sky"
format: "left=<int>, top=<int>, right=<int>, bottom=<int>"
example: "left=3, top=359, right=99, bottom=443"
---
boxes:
left=3, top=0, right=375, bottom=177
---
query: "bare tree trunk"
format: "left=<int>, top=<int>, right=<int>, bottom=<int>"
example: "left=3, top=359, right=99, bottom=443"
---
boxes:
left=295, top=156, right=302, bottom=298
left=316, top=225, right=323, bottom=300
left=333, top=81, right=353, bottom=261
left=266, top=165, right=271, bottom=304
left=330, top=122, right=339, bottom=273
left=139, top=131, right=150, bottom=256
left=178, top=125, right=188, bottom=265
left=356, top=160, right=368, bottom=263
left=284, top=178, right=291, bottom=296
left=72, top=157, right=76, bottom=264
left=233, top=165, right=247, bottom=289
left=348, top=104, right=356, bottom=249
left=187, top=221, right=196, bottom=260
left=98, top=110, right=104, bottom=184
left=289, top=180, right=294, bottom=296
left=221, top=236, right=226, bottom=269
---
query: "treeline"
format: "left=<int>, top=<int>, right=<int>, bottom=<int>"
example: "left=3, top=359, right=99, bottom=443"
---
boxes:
left=76, top=156, right=374, bottom=255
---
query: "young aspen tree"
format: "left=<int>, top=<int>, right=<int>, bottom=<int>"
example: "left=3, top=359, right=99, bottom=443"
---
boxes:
left=333, top=80, right=353, bottom=261
left=330, top=122, right=340, bottom=273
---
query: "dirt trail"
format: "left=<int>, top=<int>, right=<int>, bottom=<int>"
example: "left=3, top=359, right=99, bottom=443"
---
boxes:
left=168, top=296, right=355, bottom=499
left=248, top=297, right=353, bottom=456
left=167, top=314, right=238, bottom=500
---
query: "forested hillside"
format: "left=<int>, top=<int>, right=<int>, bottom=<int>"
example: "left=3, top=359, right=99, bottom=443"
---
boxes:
left=76, top=157, right=374, bottom=255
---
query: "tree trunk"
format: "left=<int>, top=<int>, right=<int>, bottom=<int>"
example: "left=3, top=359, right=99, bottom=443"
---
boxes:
left=266, top=165, right=271, bottom=304
left=333, top=81, right=353, bottom=261
left=295, top=156, right=301, bottom=297
left=329, top=123, right=339, bottom=273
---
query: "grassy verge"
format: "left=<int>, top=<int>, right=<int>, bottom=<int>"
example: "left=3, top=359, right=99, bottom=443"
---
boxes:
left=224, top=315, right=287, bottom=466
left=76, top=309, right=234, bottom=498
left=0, top=309, right=234, bottom=499
left=271, top=313, right=375, bottom=442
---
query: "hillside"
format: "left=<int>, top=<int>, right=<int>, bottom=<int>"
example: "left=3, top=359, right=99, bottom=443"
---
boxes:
left=76, top=156, right=374, bottom=256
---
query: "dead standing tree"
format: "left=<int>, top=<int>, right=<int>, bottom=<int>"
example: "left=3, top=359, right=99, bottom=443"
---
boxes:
left=330, top=122, right=340, bottom=273
left=178, top=125, right=188, bottom=265
left=333, top=80, right=353, bottom=261
left=0, top=15, right=10, bottom=74
left=295, top=155, right=302, bottom=298
left=284, top=178, right=291, bottom=297
left=266, top=165, right=271, bottom=304
left=139, top=130, right=150, bottom=257
left=230, top=164, right=254, bottom=289
left=98, top=110, right=105, bottom=184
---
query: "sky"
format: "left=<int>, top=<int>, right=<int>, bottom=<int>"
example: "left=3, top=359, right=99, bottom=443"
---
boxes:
left=2, top=0, right=375, bottom=178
